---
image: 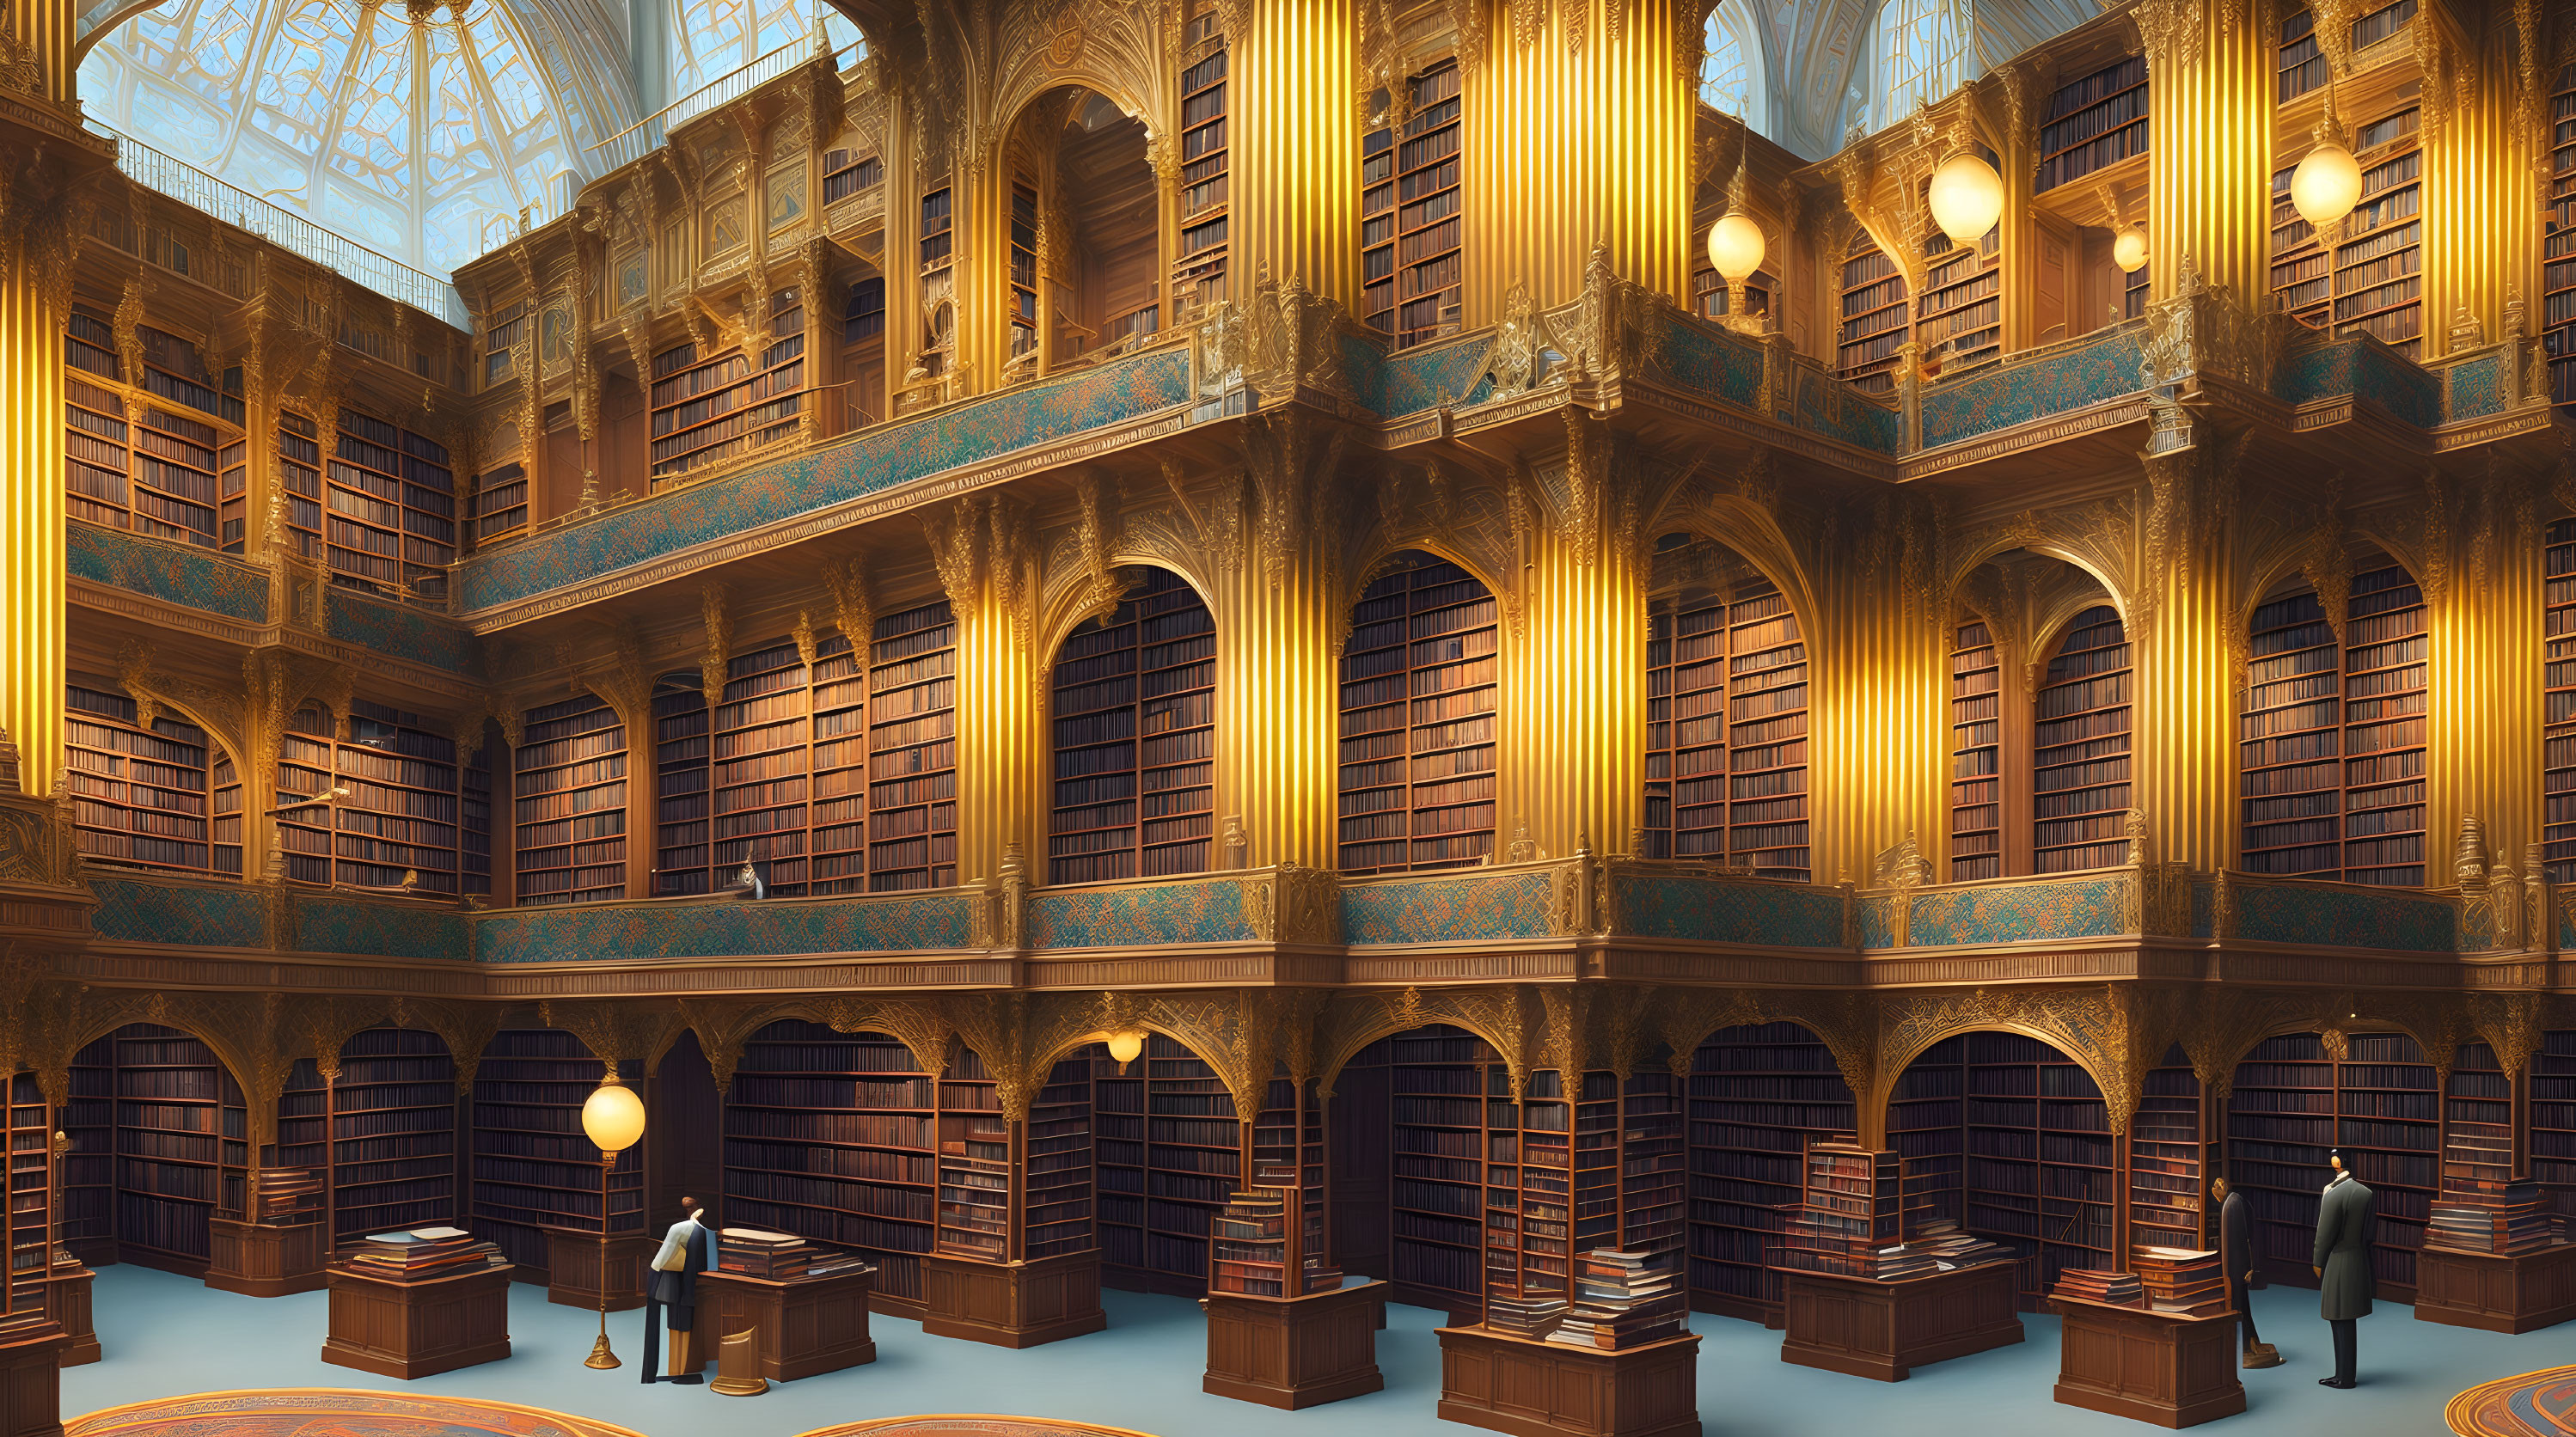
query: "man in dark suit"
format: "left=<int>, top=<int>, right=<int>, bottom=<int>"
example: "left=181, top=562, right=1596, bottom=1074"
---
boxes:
left=2312, top=1148, right=2377, bottom=1389
left=643, top=1195, right=713, bottom=1384
left=2212, top=1176, right=2279, bottom=1367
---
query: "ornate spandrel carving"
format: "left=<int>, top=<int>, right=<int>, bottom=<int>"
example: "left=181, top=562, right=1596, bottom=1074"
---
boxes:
left=1245, top=865, right=1340, bottom=945
left=1314, top=986, right=1537, bottom=1102
left=1877, top=985, right=2148, bottom=1134
left=2469, top=993, right=2546, bottom=1080
left=539, top=999, right=687, bottom=1076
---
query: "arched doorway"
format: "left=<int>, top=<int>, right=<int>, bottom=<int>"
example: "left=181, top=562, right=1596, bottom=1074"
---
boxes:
left=1000, top=86, right=1160, bottom=381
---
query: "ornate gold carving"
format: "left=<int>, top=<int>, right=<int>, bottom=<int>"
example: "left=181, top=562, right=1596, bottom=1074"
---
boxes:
left=699, top=582, right=732, bottom=701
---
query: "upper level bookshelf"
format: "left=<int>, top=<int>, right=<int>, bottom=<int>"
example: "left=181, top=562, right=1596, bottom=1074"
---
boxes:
left=64, top=678, right=241, bottom=879
left=1915, top=223, right=2001, bottom=373
left=2034, top=57, right=2147, bottom=194
left=2334, top=107, right=2424, bottom=358
left=2032, top=606, right=2132, bottom=874
left=648, top=287, right=806, bottom=489
left=866, top=601, right=958, bottom=891
left=1049, top=569, right=1216, bottom=885
left=471, top=461, right=529, bottom=544
left=327, top=407, right=456, bottom=601
left=1642, top=550, right=1811, bottom=877
left=2228, top=1030, right=2432, bottom=1293
left=1950, top=620, right=2002, bottom=881
left=514, top=692, right=627, bottom=905
left=1686, top=1022, right=1857, bottom=1322
left=1361, top=59, right=1464, bottom=348
left=1337, top=553, right=1499, bottom=874
left=469, top=1030, right=643, bottom=1275
left=1172, top=0, right=1230, bottom=321
left=275, top=698, right=487, bottom=895
left=2549, top=521, right=2576, bottom=884
left=2545, top=63, right=2575, bottom=407
left=1835, top=235, right=1908, bottom=393
left=652, top=632, right=866, bottom=898
left=62, top=315, right=237, bottom=551
left=1692, top=262, right=1774, bottom=327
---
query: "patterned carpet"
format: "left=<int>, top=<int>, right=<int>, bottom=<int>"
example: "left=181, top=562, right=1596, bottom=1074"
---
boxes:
left=66, top=1389, right=652, bottom=1437
left=2449, top=1366, right=2576, bottom=1436
left=792, top=1421, right=1160, bottom=1437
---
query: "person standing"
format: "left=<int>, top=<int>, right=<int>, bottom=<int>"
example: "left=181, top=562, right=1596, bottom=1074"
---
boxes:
left=2212, top=1176, right=2279, bottom=1367
left=2312, top=1149, right=2377, bottom=1389
left=643, top=1196, right=713, bottom=1384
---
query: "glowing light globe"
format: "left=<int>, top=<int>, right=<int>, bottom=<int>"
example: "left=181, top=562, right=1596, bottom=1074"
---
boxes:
left=580, top=1080, right=647, bottom=1155
left=1105, top=1031, right=1145, bottom=1066
left=1707, top=211, right=1766, bottom=284
left=1927, top=151, right=2005, bottom=247
left=2290, top=140, right=2363, bottom=228
left=2113, top=225, right=2149, bottom=273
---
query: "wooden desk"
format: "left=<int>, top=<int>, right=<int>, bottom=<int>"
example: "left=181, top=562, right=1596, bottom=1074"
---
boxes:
left=921, top=1250, right=1104, bottom=1348
left=0, top=1320, right=66, bottom=1437
left=206, top=1218, right=329, bottom=1298
left=699, top=1267, right=876, bottom=1381
left=1435, top=1324, right=1700, bottom=1437
left=321, top=1263, right=514, bottom=1379
left=41, top=1271, right=95, bottom=1367
left=1202, top=1278, right=1384, bottom=1409
left=2414, top=1243, right=2576, bottom=1334
left=1779, top=1261, right=2022, bottom=1380
left=545, top=1231, right=652, bottom=1312
left=2051, top=1294, right=2243, bottom=1428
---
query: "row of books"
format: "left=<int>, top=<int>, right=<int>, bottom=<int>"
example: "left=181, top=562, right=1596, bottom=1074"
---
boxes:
left=1543, top=1250, right=1688, bottom=1349
left=335, top=1226, right=506, bottom=1280
left=718, top=1226, right=874, bottom=1281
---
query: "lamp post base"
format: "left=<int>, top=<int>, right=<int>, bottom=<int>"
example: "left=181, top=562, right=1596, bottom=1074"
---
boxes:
left=583, top=1308, right=620, bottom=1370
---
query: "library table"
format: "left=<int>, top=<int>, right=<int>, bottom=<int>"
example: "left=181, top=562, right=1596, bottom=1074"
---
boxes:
left=921, top=1250, right=1106, bottom=1348
left=2414, top=1241, right=2576, bottom=1334
left=1778, top=1260, right=2022, bottom=1380
left=2051, top=1294, right=2243, bottom=1428
left=0, top=1319, right=66, bottom=1437
left=321, top=1262, right=514, bottom=1379
left=1202, top=1277, right=1385, bottom=1409
left=1435, top=1324, right=1700, bottom=1437
left=699, top=1265, right=877, bottom=1381
left=205, top=1216, right=329, bottom=1298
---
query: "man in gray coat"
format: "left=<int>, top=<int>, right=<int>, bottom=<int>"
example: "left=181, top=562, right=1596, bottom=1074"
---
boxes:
left=2311, top=1148, right=2376, bottom=1389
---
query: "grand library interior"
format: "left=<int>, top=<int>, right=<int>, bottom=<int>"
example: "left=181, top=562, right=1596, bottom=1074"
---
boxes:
left=0, top=0, right=2573, bottom=1434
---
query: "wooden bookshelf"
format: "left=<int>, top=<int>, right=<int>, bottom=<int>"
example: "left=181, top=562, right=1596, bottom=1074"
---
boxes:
left=7, top=1071, right=52, bottom=1318
left=1380, top=1024, right=1498, bottom=1314
left=1049, top=568, right=1216, bottom=885
left=2446, top=1040, right=2511, bottom=1194
left=839, top=277, right=887, bottom=430
left=468, top=1030, right=643, bottom=1277
left=1027, top=1052, right=1097, bottom=1262
left=2349, top=0, right=2418, bottom=52
left=2123, top=259, right=2151, bottom=319
left=1836, top=234, right=1908, bottom=393
left=647, top=287, right=807, bottom=488
left=823, top=149, right=881, bottom=205
left=513, top=692, right=627, bottom=905
left=64, top=678, right=240, bottom=878
left=2334, top=107, right=2425, bottom=358
left=1692, top=262, right=1774, bottom=327
left=935, top=1048, right=1007, bottom=1260
left=1643, top=587, right=1724, bottom=861
left=651, top=632, right=866, bottom=898
left=2550, top=520, right=2576, bottom=882
left=1173, top=2, right=1230, bottom=321
left=273, top=698, right=485, bottom=895
left=327, top=407, right=456, bottom=600
left=60, top=313, right=229, bottom=548
left=1337, top=552, right=1498, bottom=874
left=110, top=1024, right=239, bottom=1274
left=1237, top=1073, right=1330, bottom=1289
left=2276, top=9, right=2326, bottom=104
left=2132, top=1047, right=2214, bottom=1255
left=2269, top=159, right=2330, bottom=329
left=2227, top=1030, right=2432, bottom=1297
left=2034, top=57, right=2147, bottom=195
left=2532, top=1030, right=2576, bottom=1219
left=2548, top=64, right=2575, bottom=407
left=470, top=462, right=529, bottom=543
left=1685, top=1022, right=1857, bottom=1324
left=1008, top=179, right=1040, bottom=364
left=720, top=1019, right=939, bottom=1308
left=1361, top=59, right=1463, bottom=347
left=1645, top=549, right=1813, bottom=877
left=331, top=1029, right=459, bottom=1241
left=866, top=600, right=958, bottom=891
left=1916, top=226, right=2001, bottom=373
left=1098, top=1033, right=1239, bottom=1297
left=1950, top=621, right=2003, bottom=881
left=276, top=410, right=325, bottom=561
left=1889, top=1034, right=2113, bottom=1305
left=2339, top=560, right=2429, bottom=884
left=2032, top=605, right=2132, bottom=874
left=267, top=1059, right=327, bottom=1178
left=1622, top=1073, right=1687, bottom=1271
left=481, top=298, right=528, bottom=388
left=58, top=1037, right=113, bottom=1267
left=2241, top=579, right=2340, bottom=877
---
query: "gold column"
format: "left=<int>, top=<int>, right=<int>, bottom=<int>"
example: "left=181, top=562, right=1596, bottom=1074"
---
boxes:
left=933, top=497, right=1043, bottom=886
left=1234, top=0, right=1359, bottom=302
left=2420, top=22, right=2536, bottom=357
left=1810, top=500, right=1948, bottom=886
left=1210, top=430, right=1340, bottom=869
left=2141, top=0, right=2271, bottom=298
left=2426, top=480, right=2542, bottom=884
left=2128, top=450, right=2237, bottom=871
left=1466, top=0, right=1692, bottom=314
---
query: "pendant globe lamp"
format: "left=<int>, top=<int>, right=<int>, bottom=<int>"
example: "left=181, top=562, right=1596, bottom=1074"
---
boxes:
left=578, top=1076, right=647, bottom=1370
left=1927, top=148, right=2004, bottom=248
left=1706, top=112, right=1765, bottom=307
left=2113, top=223, right=2148, bottom=274
left=2291, top=76, right=2361, bottom=233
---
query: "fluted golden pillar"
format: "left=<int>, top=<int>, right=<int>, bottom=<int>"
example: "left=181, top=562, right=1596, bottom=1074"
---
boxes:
left=935, top=497, right=1044, bottom=889
left=1466, top=0, right=1693, bottom=314
left=1809, top=500, right=1949, bottom=886
left=2424, top=481, right=2543, bottom=884
left=1209, top=443, right=1340, bottom=870
left=1234, top=0, right=1358, bottom=303
left=2127, top=451, right=2237, bottom=871
left=2420, top=21, right=2539, bottom=358
left=2142, top=0, right=2270, bottom=298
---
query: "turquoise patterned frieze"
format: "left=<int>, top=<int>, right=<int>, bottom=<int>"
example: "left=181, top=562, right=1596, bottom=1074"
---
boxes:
left=1784, top=364, right=1900, bottom=453
left=2444, top=352, right=2508, bottom=421
left=1343, top=870, right=1556, bottom=945
left=1904, top=877, right=2126, bottom=947
left=1649, top=315, right=1765, bottom=408
left=1366, top=331, right=1496, bottom=418
left=89, top=876, right=264, bottom=948
left=324, top=590, right=480, bottom=675
left=1918, top=327, right=2146, bottom=451
left=2231, top=880, right=2456, bottom=953
left=1026, top=878, right=1256, bottom=949
left=2354, top=342, right=2441, bottom=429
left=1611, top=871, right=1845, bottom=949
left=2191, top=881, right=2217, bottom=940
left=1857, top=895, right=1898, bottom=950
left=456, top=347, right=1193, bottom=614
left=295, top=895, right=471, bottom=962
left=68, top=522, right=269, bottom=623
left=474, top=892, right=976, bottom=963
left=2274, top=336, right=2359, bottom=407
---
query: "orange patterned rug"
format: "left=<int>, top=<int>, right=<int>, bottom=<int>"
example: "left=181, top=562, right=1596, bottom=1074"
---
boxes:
left=68, top=1389, right=651, bottom=1437
left=792, top=1420, right=1161, bottom=1437
left=2449, top=1365, right=2576, bottom=1437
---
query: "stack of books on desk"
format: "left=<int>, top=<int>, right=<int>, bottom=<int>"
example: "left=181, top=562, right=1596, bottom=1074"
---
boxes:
left=1906, top=1220, right=2013, bottom=1270
left=337, top=1226, right=505, bottom=1279
left=253, top=1168, right=324, bottom=1224
left=2052, top=1269, right=2145, bottom=1307
left=1544, top=1250, right=1686, bottom=1350
left=1483, top=1293, right=1569, bottom=1338
left=719, top=1226, right=870, bottom=1280
left=2426, top=1183, right=2559, bottom=1256
left=2132, top=1246, right=2228, bottom=1315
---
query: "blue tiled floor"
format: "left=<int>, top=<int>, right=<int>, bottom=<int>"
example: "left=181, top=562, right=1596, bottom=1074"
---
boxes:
left=62, top=1264, right=2539, bottom=1436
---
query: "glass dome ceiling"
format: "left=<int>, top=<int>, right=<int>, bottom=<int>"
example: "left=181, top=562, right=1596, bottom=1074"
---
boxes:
left=80, top=0, right=581, bottom=278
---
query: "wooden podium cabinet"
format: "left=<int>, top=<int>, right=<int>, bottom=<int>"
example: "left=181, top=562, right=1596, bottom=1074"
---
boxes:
left=921, top=1250, right=1105, bottom=1348
left=2414, top=1243, right=2576, bottom=1334
left=2051, top=1293, right=2244, bottom=1428
left=1435, top=1325, right=1701, bottom=1437
left=1779, top=1261, right=2022, bottom=1381
left=321, top=1263, right=514, bottom=1379
left=0, top=1321, right=66, bottom=1437
left=42, top=1273, right=95, bottom=1368
left=1202, top=1279, right=1385, bottom=1409
left=699, top=1266, right=877, bottom=1380
left=545, top=1231, right=652, bottom=1312
left=205, top=1218, right=329, bottom=1298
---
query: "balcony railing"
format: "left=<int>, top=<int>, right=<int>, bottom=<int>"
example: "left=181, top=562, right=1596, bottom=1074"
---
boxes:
left=92, top=125, right=469, bottom=330
left=584, top=37, right=866, bottom=173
